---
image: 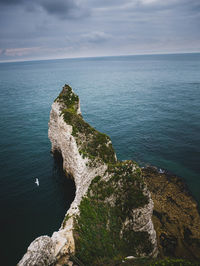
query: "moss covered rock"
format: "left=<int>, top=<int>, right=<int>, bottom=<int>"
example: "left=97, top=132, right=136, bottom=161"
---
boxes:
left=74, top=162, right=154, bottom=265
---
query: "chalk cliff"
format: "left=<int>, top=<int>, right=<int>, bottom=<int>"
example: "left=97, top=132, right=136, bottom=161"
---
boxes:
left=18, top=85, right=157, bottom=265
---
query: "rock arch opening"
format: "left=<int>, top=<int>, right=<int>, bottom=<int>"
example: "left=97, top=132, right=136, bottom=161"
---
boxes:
left=52, top=149, right=76, bottom=212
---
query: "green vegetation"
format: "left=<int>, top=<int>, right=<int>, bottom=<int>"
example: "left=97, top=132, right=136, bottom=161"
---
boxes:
left=56, top=84, right=79, bottom=111
left=57, top=84, right=116, bottom=164
left=74, top=161, right=151, bottom=265
left=62, top=214, right=71, bottom=228
left=62, top=109, right=116, bottom=164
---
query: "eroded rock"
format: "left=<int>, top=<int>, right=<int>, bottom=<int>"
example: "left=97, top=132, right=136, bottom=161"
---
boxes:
left=17, top=236, right=55, bottom=266
left=143, top=166, right=200, bottom=261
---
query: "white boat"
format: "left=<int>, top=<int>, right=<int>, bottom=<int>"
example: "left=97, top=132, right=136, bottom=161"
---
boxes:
left=35, top=178, right=39, bottom=186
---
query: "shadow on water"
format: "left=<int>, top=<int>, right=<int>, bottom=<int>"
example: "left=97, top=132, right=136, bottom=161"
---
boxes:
left=51, top=149, right=76, bottom=215
left=52, top=150, right=75, bottom=183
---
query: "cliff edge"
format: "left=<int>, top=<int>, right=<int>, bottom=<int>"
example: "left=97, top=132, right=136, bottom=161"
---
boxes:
left=18, top=85, right=157, bottom=265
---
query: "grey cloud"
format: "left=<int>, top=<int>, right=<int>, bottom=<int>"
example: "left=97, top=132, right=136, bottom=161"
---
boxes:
left=0, top=48, right=6, bottom=55
left=0, top=0, right=200, bottom=61
left=0, top=0, right=89, bottom=19
left=38, top=0, right=89, bottom=19
left=40, top=0, right=75, bottom=14
left=181, top=0, right=200, bottom=14
left=85, top=0, right=130, bottom=8
left=89, top=0, right=200, bottom=16
left=0, top=0, right=24, bottom=5
left=81, top=31, right=111, bottom=43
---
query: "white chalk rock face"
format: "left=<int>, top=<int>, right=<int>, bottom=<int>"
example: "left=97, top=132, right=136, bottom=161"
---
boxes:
left=17, top=236, right=55, bottom=266
left=126, top=188, right=158, bottom=256
left=48, top=100, right=107, bottom=213
left=18, top=85, right=157, bottom=265
left=48, top=98, right=107, bottom=263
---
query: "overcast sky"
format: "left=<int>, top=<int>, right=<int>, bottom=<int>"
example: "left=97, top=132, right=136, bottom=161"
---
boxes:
left=0, top=0, right=200, bottom=62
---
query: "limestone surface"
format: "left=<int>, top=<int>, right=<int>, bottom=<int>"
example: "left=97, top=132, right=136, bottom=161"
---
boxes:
left=17, top=236, right=55, bottom=266
left=18, top=85, right=158, bottom=265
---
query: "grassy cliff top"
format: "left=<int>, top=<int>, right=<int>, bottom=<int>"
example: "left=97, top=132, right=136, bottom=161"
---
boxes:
left=74, top=161, right=151, bottom=265
left=56, top=84, right=79, bottom=112
left=56, top=84, right=117, bottom=165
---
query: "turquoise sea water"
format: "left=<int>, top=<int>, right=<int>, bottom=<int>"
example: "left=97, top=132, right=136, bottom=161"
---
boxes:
left=0, top=53, right=200, bottom=265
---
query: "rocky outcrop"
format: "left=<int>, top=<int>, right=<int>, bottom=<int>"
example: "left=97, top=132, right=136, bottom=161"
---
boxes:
left=48, top=100, right=107, bottom=216
left=143, top=167, right=200, bottom=262
left=18, top=85, right=157, bottom=265
left=131, top=189, right=157, bottom=246
left=18, top=236, right=55, bottom=266
left=47, top=86, right=114, bottom=263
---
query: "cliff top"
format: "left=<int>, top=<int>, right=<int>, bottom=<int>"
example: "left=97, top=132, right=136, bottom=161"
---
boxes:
left=55, top=84, right=117, bottom=165
left=56, top=84, right=79, bottom=112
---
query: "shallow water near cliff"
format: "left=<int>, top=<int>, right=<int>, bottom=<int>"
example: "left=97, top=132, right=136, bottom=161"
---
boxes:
left=0, top=53, right=200, bottom=265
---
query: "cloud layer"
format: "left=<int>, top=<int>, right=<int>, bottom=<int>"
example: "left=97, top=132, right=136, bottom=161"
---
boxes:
left=0, top=0, right=199, bottom=61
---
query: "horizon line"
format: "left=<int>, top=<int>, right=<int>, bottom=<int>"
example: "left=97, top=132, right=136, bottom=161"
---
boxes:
left=0, top=51, right=200, bottom=64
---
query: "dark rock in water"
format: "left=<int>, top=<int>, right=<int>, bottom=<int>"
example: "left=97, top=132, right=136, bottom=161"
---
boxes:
left=143, top=166, right=200, bottom=261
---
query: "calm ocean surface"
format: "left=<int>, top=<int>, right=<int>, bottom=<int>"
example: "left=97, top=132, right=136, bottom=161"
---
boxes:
left=0, top=53, right=200, bottom=265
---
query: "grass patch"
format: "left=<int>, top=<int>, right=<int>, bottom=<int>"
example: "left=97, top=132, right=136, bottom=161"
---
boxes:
left=56, top=84, right=79, bottom=111
left=62, top=109, right=116, bottom=164
left=74, top=161, right=151, bottom=265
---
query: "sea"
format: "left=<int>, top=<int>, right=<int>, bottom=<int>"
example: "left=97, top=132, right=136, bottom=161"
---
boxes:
left=0, top=53, right=200, bottom=265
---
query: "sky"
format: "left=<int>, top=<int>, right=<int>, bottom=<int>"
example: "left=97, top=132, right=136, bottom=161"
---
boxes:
left=0, top=0, right=200, bottom=62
